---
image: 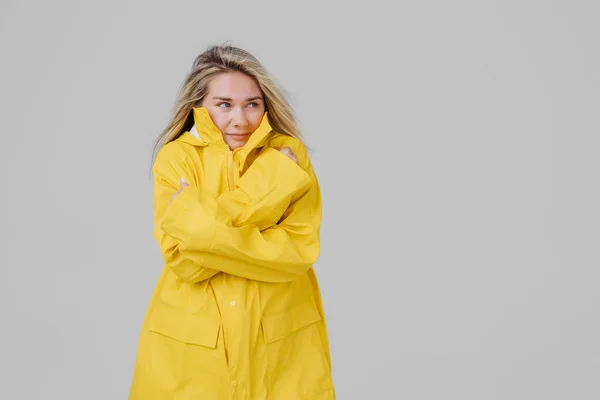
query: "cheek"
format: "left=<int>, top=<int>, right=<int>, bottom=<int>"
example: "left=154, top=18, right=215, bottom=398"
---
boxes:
left=249, top=113, right=264, bottom=130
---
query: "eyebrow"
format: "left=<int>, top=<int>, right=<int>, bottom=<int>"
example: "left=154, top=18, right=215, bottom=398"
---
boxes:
left=212, top=96, right=263, bottom=101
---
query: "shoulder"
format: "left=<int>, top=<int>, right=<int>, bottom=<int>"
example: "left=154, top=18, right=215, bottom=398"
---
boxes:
left=152, top=140, right=194, bottom=179
left=267, top=133, right=306, bottom=152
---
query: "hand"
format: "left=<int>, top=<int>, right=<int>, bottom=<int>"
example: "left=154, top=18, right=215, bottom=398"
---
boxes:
left=170, top=177, right=189, bottom=203
left=275, top=146, right=298, bottom=163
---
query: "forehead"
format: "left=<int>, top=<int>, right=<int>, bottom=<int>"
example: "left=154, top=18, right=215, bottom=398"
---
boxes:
left=207, top=72, right=262, bottom=98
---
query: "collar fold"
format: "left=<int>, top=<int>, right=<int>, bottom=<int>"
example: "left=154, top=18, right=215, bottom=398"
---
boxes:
left=179, top=107, right=273, bottom=154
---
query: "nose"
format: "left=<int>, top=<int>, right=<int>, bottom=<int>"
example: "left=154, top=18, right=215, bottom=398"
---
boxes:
left=231, top=108, right=249, bottom=129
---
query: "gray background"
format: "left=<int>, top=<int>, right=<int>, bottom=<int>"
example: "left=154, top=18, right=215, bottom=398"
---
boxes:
left=1, top=1, right=598, bottom=399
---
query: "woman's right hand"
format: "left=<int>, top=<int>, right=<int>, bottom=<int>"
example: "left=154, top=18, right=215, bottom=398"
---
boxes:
left=275, top=146, right=298, bottom=163
left=170, top=177, right=189, bottom=203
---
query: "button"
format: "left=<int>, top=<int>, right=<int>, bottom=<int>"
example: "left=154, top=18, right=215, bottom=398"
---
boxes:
left=231, top=380, right=238, bottom=388
left=230, top=300, right=237, bottom=306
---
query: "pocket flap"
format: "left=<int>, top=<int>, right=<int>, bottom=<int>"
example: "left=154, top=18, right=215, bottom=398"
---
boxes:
left=261, top=300, right=322, bottom=344
left=148, top=301, right=221, bottom=348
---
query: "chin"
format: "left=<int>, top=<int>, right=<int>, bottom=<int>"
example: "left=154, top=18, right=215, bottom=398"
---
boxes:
left=227, top=142, right=246, bottom=151
left=227, top=139, right=250, bottom=149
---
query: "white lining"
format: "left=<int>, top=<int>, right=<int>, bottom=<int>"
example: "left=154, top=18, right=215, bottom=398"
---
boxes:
left=189, top=124, right=200, bottom=139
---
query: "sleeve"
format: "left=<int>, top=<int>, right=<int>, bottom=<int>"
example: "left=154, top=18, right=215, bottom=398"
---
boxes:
left=215, top=148, right=313, bottom=231
left=152, top=146, right=220, bottom=283
left=158, top=144, right=322, bottom=283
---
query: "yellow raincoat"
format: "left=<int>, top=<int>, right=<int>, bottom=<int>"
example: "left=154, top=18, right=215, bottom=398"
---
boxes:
left=129, top=107, right=335, bottom=399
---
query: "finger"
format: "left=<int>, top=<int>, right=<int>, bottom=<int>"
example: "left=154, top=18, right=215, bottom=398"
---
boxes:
left=285, top=149, right=298, bottom=161
left=280, top=147, right=293, bottom=156
left=180, top=177, right=189, bottom=188
left=170, top=189, right=182, bottom=203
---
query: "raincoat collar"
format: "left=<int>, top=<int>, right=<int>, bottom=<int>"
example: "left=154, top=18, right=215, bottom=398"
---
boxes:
left=178, top=107, right=273, bottom=155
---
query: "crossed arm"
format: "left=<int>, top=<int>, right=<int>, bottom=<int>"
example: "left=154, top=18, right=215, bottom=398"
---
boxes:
left=152, top=145, right=322, bottom=283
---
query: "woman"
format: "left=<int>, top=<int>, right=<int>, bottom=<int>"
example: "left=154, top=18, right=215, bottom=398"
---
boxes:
left=129, top=45, right=335, bottom=399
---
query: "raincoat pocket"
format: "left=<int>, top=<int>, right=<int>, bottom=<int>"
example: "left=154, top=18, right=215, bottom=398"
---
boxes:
left=261, top=301, right=334, bottom=398
left=261, top=300, right=322, bottom=344
left=148, top=301, right=221, bottom=348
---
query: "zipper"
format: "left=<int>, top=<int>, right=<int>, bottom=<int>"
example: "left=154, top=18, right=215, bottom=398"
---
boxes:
left=227, top=151, right=234, bottom=191
left=226, top=149, right=241, bottom=192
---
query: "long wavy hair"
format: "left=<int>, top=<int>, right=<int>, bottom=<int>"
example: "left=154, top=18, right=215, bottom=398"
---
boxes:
left=151, top=45, right=303, bottom=166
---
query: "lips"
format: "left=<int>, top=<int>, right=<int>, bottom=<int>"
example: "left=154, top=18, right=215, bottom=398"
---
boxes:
left=227, top=133, right=250, bottom=139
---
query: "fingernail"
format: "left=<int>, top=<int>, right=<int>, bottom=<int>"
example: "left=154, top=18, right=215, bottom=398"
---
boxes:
left=180, top=177, right=186, bottom=183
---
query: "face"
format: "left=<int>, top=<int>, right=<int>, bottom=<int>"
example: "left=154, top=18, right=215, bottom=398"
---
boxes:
left=201, top=71, right=266, bottom=150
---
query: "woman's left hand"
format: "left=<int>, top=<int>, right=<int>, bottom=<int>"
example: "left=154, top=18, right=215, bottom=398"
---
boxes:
left=274, top=146, right=298, bottom=163
left=170, top=177, right=189, bottom=203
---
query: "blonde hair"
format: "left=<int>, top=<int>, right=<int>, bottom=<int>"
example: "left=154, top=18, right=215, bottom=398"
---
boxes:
left=151, top=45, right=303, bottom=165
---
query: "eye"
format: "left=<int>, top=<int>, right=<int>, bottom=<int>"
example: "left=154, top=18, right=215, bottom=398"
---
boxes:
left=217, top=102, right=231, bottom=108
left=247, top=102, right=259, bottom=108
